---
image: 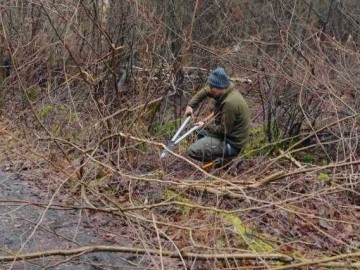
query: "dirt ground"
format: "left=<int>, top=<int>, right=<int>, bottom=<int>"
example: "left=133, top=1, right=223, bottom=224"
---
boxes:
left=0, top=171, right=140, bottom=270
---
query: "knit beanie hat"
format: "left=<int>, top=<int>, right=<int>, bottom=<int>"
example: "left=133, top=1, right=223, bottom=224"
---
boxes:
left=207, top=67, right=230, bottom=89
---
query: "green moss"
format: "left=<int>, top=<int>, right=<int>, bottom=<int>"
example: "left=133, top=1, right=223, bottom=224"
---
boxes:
left=38, top=104, right=73, bottom=137
left=163, top=191, right=273, bottom=251
left=303, top=153, right=315, bottom=164
left=222, top=212, right=247, bottom=234
left=39, top=104, right=70, bottom=119
left=221, top=212, right=274, bottom=252
left=39, top=105, right=54, bottom=118
left=50, top=123, right=60, bottom=136
left=136, top=142, right=149, bottom=151
left=243, top=125, right=269, bottom=158
left=162, top=190, right=275, bottom=253
left=146, top=103, right=159, bottom=116
left=26, top=87, right=39, bottom=101
left=163, top=189, right=191, bottom=215
left=318, top=172, right=330, bottom=181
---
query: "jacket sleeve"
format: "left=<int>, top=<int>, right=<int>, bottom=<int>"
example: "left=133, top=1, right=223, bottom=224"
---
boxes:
left=205, top=102, right=236, bottom=137
left=187, top=87, right=211, bottom=110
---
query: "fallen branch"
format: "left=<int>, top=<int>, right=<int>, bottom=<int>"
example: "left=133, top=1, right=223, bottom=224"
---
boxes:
left=0, top=245, right=293, bottom=262
left=274, top=251, right=360, bottom=270
left=278, top=149, right=303, bottom=168
left=176, top=171, right=285, bottom=199
left=250, top=159, right=360, bottom=188
left=248, top=171, right=286, bottom=188
left=319, top=262, right=360, bottom=268
left=177, top=184, right=247, bottom=200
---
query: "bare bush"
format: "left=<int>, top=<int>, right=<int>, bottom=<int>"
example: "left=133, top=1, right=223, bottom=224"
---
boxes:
left=0, top=0, right=359, bottom=269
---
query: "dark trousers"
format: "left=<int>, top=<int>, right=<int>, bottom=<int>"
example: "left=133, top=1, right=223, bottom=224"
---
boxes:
left=187, top=131, right=239, bottom=162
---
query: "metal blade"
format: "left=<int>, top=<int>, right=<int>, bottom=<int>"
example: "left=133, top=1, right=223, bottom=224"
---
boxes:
left=160, top=141, right=175, bottom=158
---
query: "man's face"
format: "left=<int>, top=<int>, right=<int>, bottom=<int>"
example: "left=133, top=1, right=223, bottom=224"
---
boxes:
left=210, top=86, right=225, bottom=98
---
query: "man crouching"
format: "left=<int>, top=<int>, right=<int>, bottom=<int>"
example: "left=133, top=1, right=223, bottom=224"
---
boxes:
left=184, top=67, right=250, bottom=168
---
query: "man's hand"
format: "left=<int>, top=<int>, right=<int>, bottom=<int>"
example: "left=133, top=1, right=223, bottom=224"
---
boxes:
left=184, top=106, right=193, bottom=117
left=194, top=121, right=205, bottom=129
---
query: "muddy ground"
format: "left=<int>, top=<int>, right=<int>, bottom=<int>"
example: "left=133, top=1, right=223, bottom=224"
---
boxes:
left=0, top=171, right=140, bottom=270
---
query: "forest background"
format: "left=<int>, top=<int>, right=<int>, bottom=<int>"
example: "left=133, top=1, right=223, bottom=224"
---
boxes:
left=0, top=0, right=359, bottom=269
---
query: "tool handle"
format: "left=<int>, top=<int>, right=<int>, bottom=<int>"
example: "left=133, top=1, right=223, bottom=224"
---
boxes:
left=203, top=112, right=215, bottom=122
left=169, top=112, right=214, bottom=145
left=174, top=125, right=199, bottom=145
left=173, top=112, right=214, bottom=145
left=170, top=116, right=191, bottom=142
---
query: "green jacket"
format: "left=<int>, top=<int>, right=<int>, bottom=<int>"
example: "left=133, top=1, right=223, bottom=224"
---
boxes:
left=188, top=83, right=250, bottom=150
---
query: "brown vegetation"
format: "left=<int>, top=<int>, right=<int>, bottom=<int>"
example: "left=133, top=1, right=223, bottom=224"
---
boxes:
left=0, top=0, right=359, bottom=269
